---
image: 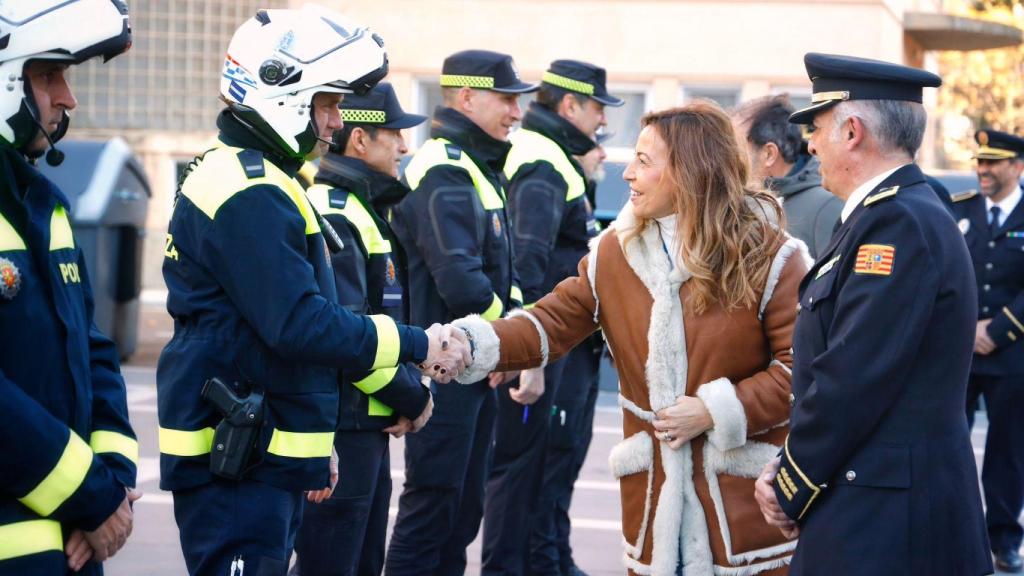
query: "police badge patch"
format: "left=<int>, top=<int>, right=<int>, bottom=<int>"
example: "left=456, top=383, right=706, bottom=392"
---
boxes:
left=492, top=212, right=502, bottom=237
left=385, top=257, right=397, bottom=286
left=0, top=257, right=21, bottom=300
left=958, top=218, right=970, bottom=235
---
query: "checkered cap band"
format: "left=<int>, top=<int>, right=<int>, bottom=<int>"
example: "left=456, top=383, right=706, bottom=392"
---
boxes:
left=439, top=74, right=495, bottom=89
left=542, top=72, right=594, bottom=96
left=341, top=109, right=387, bottom=124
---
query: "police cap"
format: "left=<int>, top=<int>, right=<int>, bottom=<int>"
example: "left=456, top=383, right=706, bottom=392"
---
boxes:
left=789, top=53, right=941, bottom=125
left=440, top=50, right=538, bottom=94
left=974, top=129, right=1024, bottom=161
left=543, top=59, right=624, bottom=107
left=339, top=82, right=427, bottom=130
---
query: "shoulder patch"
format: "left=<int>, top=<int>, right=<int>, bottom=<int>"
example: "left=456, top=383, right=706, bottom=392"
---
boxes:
left=863, top=185, right=899, bottom=207
left=236, top=149, right=266, bottom=179
left=951, top=189, right=979, bottom=203
left=444, top=143, right=462, bottom=160
left=328, top=188, right=349, bottom=209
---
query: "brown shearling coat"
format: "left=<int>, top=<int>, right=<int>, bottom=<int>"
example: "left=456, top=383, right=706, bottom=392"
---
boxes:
left=456, top=204, right=810, bottom=575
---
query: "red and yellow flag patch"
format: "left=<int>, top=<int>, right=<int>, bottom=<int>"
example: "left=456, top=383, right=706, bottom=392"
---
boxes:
left=854, top=244, right=895, bottom=276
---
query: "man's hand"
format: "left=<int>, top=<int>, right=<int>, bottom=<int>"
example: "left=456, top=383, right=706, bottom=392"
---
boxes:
left=65, top=529, right=93, bottom=572
left=307, top=447, right=339, bottom=504
left=420, top=324, right=472, bottom=383
left=754, top=457, right=800, bottom=539
left=384, top=416, right=414, bottom=438
left=84, top=489, right=141, bottom=562
left=975, top=319, right=996, bottom=355
left=411, top=395, right=434, bottom=432
left=652, top=396, right=713, bottom=450
left=510, top=368, right=544, bottom=405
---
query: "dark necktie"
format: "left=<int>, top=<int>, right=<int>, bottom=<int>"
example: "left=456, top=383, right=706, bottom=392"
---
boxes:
left=990, top=206, right=1002, bottom=238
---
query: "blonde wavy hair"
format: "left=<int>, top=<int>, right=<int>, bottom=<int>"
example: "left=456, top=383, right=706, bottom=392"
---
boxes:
left=629, top=101, right=787, bottom=314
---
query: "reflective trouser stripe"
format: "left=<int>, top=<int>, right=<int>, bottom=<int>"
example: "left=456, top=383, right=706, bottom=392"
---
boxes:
left=19, top=433, right=92, bottom=516
left=369, top=315, right=400, bottom=370
left=353, top=367, right=397, bottom=396
left=90, top=430, right=139, bottom=464
left=367, top=397, right=394, bottom=417
left=0, top=520, right=62, bottom=561
left=481, top=293, right=504, bottom=321
left=510, top=286, right=523, bottom=304
left=266, top=430, right=333, bottom=458
left=158, top=427, right=215, bottom=457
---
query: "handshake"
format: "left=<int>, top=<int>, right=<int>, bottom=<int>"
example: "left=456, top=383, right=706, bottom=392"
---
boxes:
left=418, top=323, right=473, bottom=383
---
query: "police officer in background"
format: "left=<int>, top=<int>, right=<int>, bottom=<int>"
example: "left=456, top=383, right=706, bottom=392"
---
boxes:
left=953, top=129, right=1024, bottom=573
left=484, top=60, right=621, bottom=576
left=387, top=50, right=537, bottom=575
left=293, top=82, right=432, bottom=576
left=0, top=2, right=139, bottom=574
left=731, top=95, right=842, bottom=259
left=753, top=53, right=992, bottom=575
left=159, top=8, right=467, bottom=575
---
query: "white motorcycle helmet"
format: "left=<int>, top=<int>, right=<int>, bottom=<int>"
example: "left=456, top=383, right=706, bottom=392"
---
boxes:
left=221, top=5, right=389, bottom=159
left=0, top=0, right=131, bottom=156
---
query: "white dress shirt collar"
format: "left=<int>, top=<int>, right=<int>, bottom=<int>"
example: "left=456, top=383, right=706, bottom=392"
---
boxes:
left=840, top=165, right=906, bottom=223
left=985, top=185, right=1022, bottom=228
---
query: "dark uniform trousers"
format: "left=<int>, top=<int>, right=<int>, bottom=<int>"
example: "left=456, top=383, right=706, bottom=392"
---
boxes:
left=293, top=431, right=391, bottom=576
left=954, top=186, right=1024, bottom=554
left=386, top=381, right=497, bottom=575
left=529, top=342, right=601, bottom=576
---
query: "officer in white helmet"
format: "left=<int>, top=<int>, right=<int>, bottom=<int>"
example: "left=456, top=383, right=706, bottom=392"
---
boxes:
left=157, top=6, right=469, bottom=575
left=0, top=2, right=139, bottom=575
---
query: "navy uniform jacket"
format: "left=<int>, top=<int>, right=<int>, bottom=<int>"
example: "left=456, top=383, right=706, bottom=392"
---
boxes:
left=306, top=156, right=429, bottom=431
left=951, top=187, right=1024, bottom=376
left=0, top=147, right=136, bottom=572
left=158, top=112, right=428, bottom=493
left=774, top=165, right=992, bottom=575
left=504, top=103, right=597, bottom=306
left=391, top=107, right=519, bottom=327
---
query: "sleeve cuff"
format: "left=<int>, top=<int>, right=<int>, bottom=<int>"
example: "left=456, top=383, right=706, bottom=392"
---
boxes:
left=774, top=436, right=824, bottom=522
left=989, top=307, right=1024, bottom=348
left=402, top=326, right=429, bottom=365
left=695, top=377, right=746, bottom=451
left=452, top=315, right=500, bottom=383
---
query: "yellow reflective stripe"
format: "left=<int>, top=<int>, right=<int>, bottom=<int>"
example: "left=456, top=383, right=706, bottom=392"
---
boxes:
left=504, top=130, right=586, bottom=201
left=0, top=520, right=62, bottom=561
left=367, top=397, right=394, bottom=417
left=353, top=367, right=398, bottom=396
left=49, top=205, right=75, bottom=251
left=267, top=429, right=333, bottom=458
left=180, top=147, right=320, bottom=235
left=342, top=109, right=387, bottom=124
left=510, top=285, right=523, bottom=303
left=0, top=212, right=26, bottom=251
left=404, top=139, right=504, bottom=210
left=523, top=302, right=537, bottom=310
left=370, top=314, right=400, bottom=370
left=308, top=185, right=392, bottom=254
left=19, top=432, right=93, bottom=516
left=440, top=74, right=494, bottom=89
left=481, top=293, right=503, bottom=321
left=90, top=430, right=139, bottom=464
left=541, top=71, right=594, bottom=95
left=158, top=426, right=215, bottom=457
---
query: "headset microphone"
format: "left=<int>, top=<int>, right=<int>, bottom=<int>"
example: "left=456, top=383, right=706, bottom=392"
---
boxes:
left=32, top=118, right=65, bottom=166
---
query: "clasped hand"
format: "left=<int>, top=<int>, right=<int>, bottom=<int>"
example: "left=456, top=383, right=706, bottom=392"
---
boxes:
left=419, top=324, right=472, bottom=383
left=753, top=457, right=800, bottom=540
left=66, top=488, right=142, bottom=571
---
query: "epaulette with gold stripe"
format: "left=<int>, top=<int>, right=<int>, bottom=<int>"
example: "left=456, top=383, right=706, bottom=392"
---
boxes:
left=863, top=185, right=899, bottom=207
left=951, top=189, right=979, bottom=203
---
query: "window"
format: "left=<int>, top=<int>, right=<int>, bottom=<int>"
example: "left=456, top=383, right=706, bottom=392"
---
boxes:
left=602, top=89, right=648, bottom=150
left=683, top=85, right=741, bottom=110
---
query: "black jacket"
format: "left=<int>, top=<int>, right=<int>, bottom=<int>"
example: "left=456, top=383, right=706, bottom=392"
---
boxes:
left=310, top=156, right=430, bottom=430
left=392, top=107, right=518, bottom=328
left=505, top=103, right=598, bottom=305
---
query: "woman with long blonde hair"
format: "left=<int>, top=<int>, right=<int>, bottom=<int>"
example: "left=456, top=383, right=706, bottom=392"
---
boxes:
left=455, top=101, right=808, bottom=575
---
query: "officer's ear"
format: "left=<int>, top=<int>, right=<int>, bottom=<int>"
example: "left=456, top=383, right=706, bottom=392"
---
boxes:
left=844, top=115, right=867, bottom=150
left=762, top=141, right=780, bottom=168
left=350, top=127, right=369, bottom=154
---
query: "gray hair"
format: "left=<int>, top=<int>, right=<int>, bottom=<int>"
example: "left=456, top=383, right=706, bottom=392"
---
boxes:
left=831, top=100, right=927, bottom=160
